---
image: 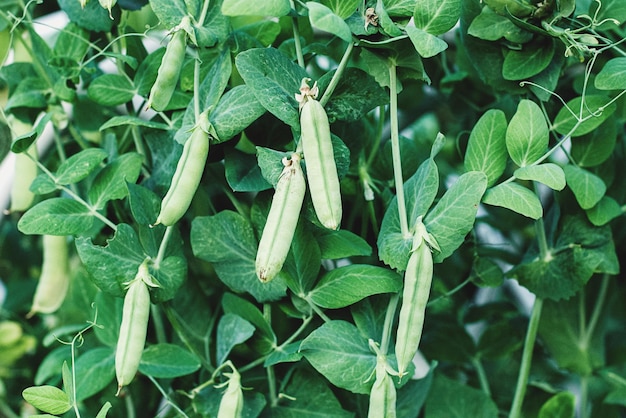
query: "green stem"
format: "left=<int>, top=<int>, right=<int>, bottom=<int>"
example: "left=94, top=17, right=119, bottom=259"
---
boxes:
left=380, top=294, right=399, bottom=355
left=267, top=365, right=278, bottom=407
left=0, top=401, right=19, bottom=418
left=290, top=0, right=305, bottom=68
left=193, top=53, right=201, bottom=121
left=154, top=225, right=173, bottom=269
left=307, top=297, right=332, bottom=323
left=472, top=357, right=491, bottom=396
left=582, top=274, right=610, bottom=349
left=319, top=42, right=354, bottom=107
left=580, top=375, right=590, bottom=418
left=150, top=304, right=167, bottom=344
left=147, top=375, right=190, bottom=418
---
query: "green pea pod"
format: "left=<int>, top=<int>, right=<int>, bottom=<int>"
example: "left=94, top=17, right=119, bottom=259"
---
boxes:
left=394, top=221, right=435, bottom=378
left=255, top=153, right=306, bottom=282
left=300, top=97, right=342, bottom=230
left=98, top=0, right=117, bottom=18
left=27, top=235, right=70, bottom=318
left=9, top=117, right=37, bottom=213
left=217, top=368, right=244, bottom=418
left=155, top=111, right=210, bottom=226
left=146, top=20, right=188, bottom=111
left=115, top=264, right=151, bottom=395
left=368, top=355, right=397, bottom=418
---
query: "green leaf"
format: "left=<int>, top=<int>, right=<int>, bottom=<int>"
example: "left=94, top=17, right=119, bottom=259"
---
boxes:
left=139, top=344, right=201, bottom=378
left=514, top=163, right=566, bottom=191
left=284, top=221, right=321, bottom=294
left=413, top=0, right=460, bottom=35
left=58, top=0, right=113, bottom=32
left=482, top=182, right=543, bottom=220
left=264, top=341, right=303, bottom=367
left=375, top=0, right=404, bottom=37
left=222, top=292, right=277, bottom=351
left=74, top=348, right=115, bottom=401
left=190, top=211, right=287, bottom=302
left=467, top=6, right=532, bottom=42
left=55, top=148, right=108, bottom=185
left=506, top=99, right=549, bottom=167
left=464, top=109, right=508, bottom=186
left=99, top=116, right=170, bottom=131
left=235, top=48, right=308, bottom=128
left=95, top=402, right=113, bottom=418
left=350, top=295, right=388, bottom=342
left=308, top=265, right=402, bottom=309
left=383, top=0, right=415, bottom=17
left=216, top=313, right=255, bottom=365
left=225, top=149, right=270, bottom=192
left=148, top=0, right=188, bottom=29
left=315, top=229, right=372, bottom=259
left=586, top=196, right=623, bottom=226
left=595, top=57, right=626, bottom=90
left=425, top=374, right=498, bottom=418
left=538, top=392, right=576, bottom=418
left=503, top=40, right=555, bottom=80
left=88, top=153, right=143, bottom=209
left=570, top=118, right=616, bottom=167
left=22, top=386, right=72, bottom=415
left=563, top=165, right=606, bottom=210
left=18, top=198, right=94, bottom=235
left=126, top=183, right=161, bottom=226
left=256, top=146, right=289, bottom=187
left=471, top=257, right=504, bottom=288
left=405, top=25, right=448, bottom=58
left=61, top=362, right=73, bottom=408
left=211, top=85, right=267, bottom=142
left=10, top=113, right=52, bottom=154
left=300, top=320, right=375, bottom=394
left=93, top=291, right=122, bottom=347
left=221, top=0, right=290, bottom=16
left=87, top=74, right=136, bottom=106
left=425, top=171, right=488, bottom=263
left=553, top=95, right=617, bottom=137
left=320, top=0, right=359, bottom=19
left=306, top=2, right=352, bottom=43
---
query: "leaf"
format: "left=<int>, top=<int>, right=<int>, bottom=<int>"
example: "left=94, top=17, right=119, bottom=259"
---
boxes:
left=467, top=6, right=532, bottom=42
left=514, top=163, right=566, bottom=191
left=264, top=341, right=303, bottom=367
left=482, top=182, right=543, bottom=220
left=424, top=374, right=498, bottom=418
left=22, top=386, right=72, bottom=415
left=222, top=292, right=277, bottom=352
left=586, top=196, right=623, bottom=226
left=87, top=74, right=136, bottom=106
left=425, top=171, right=488, bottom=263
left=306, top=2, right=352, bottom=43
left=18, top=198, right=94, bottom=235
left=88, top=153, right=143, bottom=209
left=139, top=344, right=201, bottom=378
left=405, top=25, right=448, bottom=58
left=224, top=149, right=270, bottom=192
left=595, top=57, right=626, bottom=90
left=95, top=402, right=113, bottom=418
left=55, top=148, right=108, bottom=185
left=148, top=0, right=188, bottom=29
left=413, top=0, right=460, bottom=35
left=300, top=320, right=375, bottom=394
left=92, top=291, right=122, bottom=347
left=471, top=257, right=504, bottom=288
left=570, top=117, right=616, bottom=167
left=503, top=40, right=555, bottom=80
left=464, top=109, right=508, bottom=186
left=200, top=48, right=232, bottom=110
left=57, top=0, right=113, bottom=32
left=284, top=221, right=321, bottom=294
left=74, top=347, right=115, bottom=401
left=216, top=313, right=255, bottom=365
left=235, top=48, right=307, bottom=128
left=221, top=0, right=290, bottom=16
left=126, top=183, right=161, bottom=226
left=256, top=146, right=289, bottom=187
left=99, top=116, right=170, bottom=131
left=211, top=85, right=267, bottom=142
left=308, top=265, right=402, bottom=309
left=552, top=95, right=617, bottom=137
left=563, top=165, right=606, bottom=210
left=320, top=0, right=359, bottom=19
left=506, top=99, right=549, bottom=167
left=315, top=229, right=372, bottom=259
left=538, top=392, right=576, bottom=418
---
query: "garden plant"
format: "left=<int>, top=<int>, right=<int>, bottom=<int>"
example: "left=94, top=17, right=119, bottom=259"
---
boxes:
left=1, top=0, right=626, bottom=417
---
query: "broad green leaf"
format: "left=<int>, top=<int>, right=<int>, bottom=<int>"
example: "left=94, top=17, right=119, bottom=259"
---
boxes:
left=52, top=22, right=89, bottom=65
left=55, top=148, right=108, bottom=185
left=74, top=347, right=115, bottom=401
left=482, top=182, right=543, bottom=220
left=256, top=146, right=289, bottom=187
left=22, top=386, right=71, bottom=415
left=424, top=375, right=498, bottom=418
left=552, top=95, right=616, bottom=137
left=464, top=109, right=508, bottom=186
left=221, top=0, right=290, bottom=17
left=18, top=198, right=94, bottom=235
left=514, top=163, right=566, bottom=191
left=211, top=85, right=267, bottom=142
left=191, top=211, right=286, bottom=302
left=5, top=77, right=48, bottom=112
left=405, top=25, right=448, bottom=58
left=96, top=402, right=113, bottom=418
left=382, top=0, right=415, bottom=17
left=225, top=149, right=270, bottom=192
left=34, top=346, right=71, bottom=386
left=315, top=229, right=372, bottom=259
left=284, top=221, right=321, bottom=294
left=216, top=313, right=255, bottom=365
left=10, top=112, right=53, bottom=154
left=320, top=0, right=359, bottom=19
left=126, top=183, right=161, bottom=226
left=151, top=255, right=187, bottom=303
left=586, top=196, right=623, bottom=226
left=300, top=320, right=375, bottom=394
left=425, top=171, right=488, bottom=263
left=93, top=291, right=122, bottom=347
left=350, top=295, right=388, bottom=342
left=99, top=116, right=169, bottom=131
left=397, top=365, right=435, bottom=417
left=595, top=57, right=626, bottom=90
left=506, top=99, right=549, bottom=167
left=413, top=0, right=460, bottom=35
left=148, top=0, right=188, bottom=29
left=235, top=20, right=281, bottom=46
left=307, top=2, right=352, bottom=42
left=61, top=363, right=73, bottom=405
left=222, top=292, right=277, bottom=351
left=30, top=175, right=58, bottom=195
left=538, top=392, right=576, bottom=418
left=563, top=165, right=606, bottom=210
left=420, top=317, right=477, bottom=364
left=87, top=74, right=136, bottom=106
left=88, top=153, right=143, bottom=209
left=471, top=257, right=504, bottom=288
left=503, top=40, right=555, bottom=80
left=375, top=0, right=404, bottom=37
left=58, top=0, right=113, bottom=32
left=139, top=344, right=201, bottom=378
left=235, top=48, right=308, bottom=128
left=200, top=48, right=232, bottom=110
left=467, top=6, right=532, bottom=42
left=264, top=341, right=303, bottom=367
left=571, top=118, right=616, bottom=167
left=308, top=265, right=402, bottom=309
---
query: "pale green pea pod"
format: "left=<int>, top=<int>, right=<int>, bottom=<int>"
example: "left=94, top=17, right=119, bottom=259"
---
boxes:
left=115, top=263, right=151, bottom=395
left=98, top=0, right=116, bottom=18
left=9, top=116, right=37, bottom=213
left=298, top=79, right=342, bottom=230
left=155, top=110, right=210, bottom=226
left=217, top=367, right=244, bottom=418
left=368, top=354, right=397, bottom=418
left=146, top=18, right=188, bottom=111
left=27, top=235, right=70, bottom=318
left=255, top=153, right=306, bottom=282
left=394, top=219, right=436, bottom=378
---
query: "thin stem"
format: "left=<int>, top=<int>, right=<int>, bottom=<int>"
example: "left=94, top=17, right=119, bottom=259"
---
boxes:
left=380, top=293, right=399, bottom=355
left=319, top=42, right=354, bottom=107
left=148, top=375, right=190, bottom=418
left=582, top=274, right=610, bottom=348
left=193, top=53, right=201, bottom=120
left=580, top=375, right=590, bottom=418
left=267, top=365, right=278, bottom=407
left=472, top=357, right=492, bottom=396
left=427, top=278, right=471, bottom=307
left=307, top=297, right=332, bottom=323
left=154, top=226, right=173, bottom=269
left=150, top=303, right=168, bottom=344
left=290, top=0, right=305, bottom=68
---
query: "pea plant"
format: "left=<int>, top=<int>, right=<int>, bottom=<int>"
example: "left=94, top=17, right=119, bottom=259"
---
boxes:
left=1, top=0, right=626, bottom=417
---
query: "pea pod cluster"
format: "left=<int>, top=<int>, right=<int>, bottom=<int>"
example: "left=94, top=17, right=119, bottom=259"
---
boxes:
left=115, top=262, right=151, bottom=395
left=255, top=153, right=306, bottom=283
left=394, top=219, right=439, bottom=378
left=297, top=78, right=342, bottom=230
left=27, top=235, right=70, bottom=318
left=155, top=110, right=210, bottom=226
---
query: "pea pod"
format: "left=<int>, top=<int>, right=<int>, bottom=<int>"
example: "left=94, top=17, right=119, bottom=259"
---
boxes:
left=146, top=18, right=188, bottom=111
left=155, top=111, right=210, bottom=226
left=368, top=354, right=397, bottom=418
left=27, top=235, right=70, bottom=318
left=217, top=366, right=244, bottom=418
left=115, top=263, right=151, bottom=395
left=299, top=80, right=342, bottom=230
left=9, top=116, right=37, bottom=213
left=394, top=219, right=437, bottom=378
left=255, top=153, right=306, bottom=282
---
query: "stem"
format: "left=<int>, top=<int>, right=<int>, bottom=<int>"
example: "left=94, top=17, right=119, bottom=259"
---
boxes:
left=508, top=297, right=544, bottom=418
left=388, top=63, right=409, bottom=238
left=580, top=375, right=589, bottom=418
left=150, top=304, right=168, bottom=344
left=582, top=274, right=610, bottom=349
left=307, top=297, right=332, bottom=323
left=319, top=42, right=354, bottom=107
left=290, top=0, right=305, bottom=68
left=148, top=375, right=190, bottom=418
left=154, top=225, right=173, bottom=269
left=0, top=401, right=19, bottom=418
left=472, top=357, right=492, bottom=396
left=380, top=293, right=399, bottom=355
left=267, top=365, right=278, bottom=407
left=193, top=53, right=201, bottom=121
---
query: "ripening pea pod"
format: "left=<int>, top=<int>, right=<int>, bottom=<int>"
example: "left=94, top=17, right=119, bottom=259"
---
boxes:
left=394, top=219, right=438, bottom=378
left=115, top=262, right=151, bottom=395
left=98, top=0, right=117, bottom=18
left=255, top=153, right=306, bottom=282
left=9, top=116, right=37, bottom=213
left=216, top=366, right=244, bottom=418
left=368, top=355, right=397, bottom=418
left=146, top=17, right=189, bottom=112
left=155, top=110, right=210, bottom=226
left=27, top=235, right=70, bottom=318
left=299, top=82, right=342, bottom=230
